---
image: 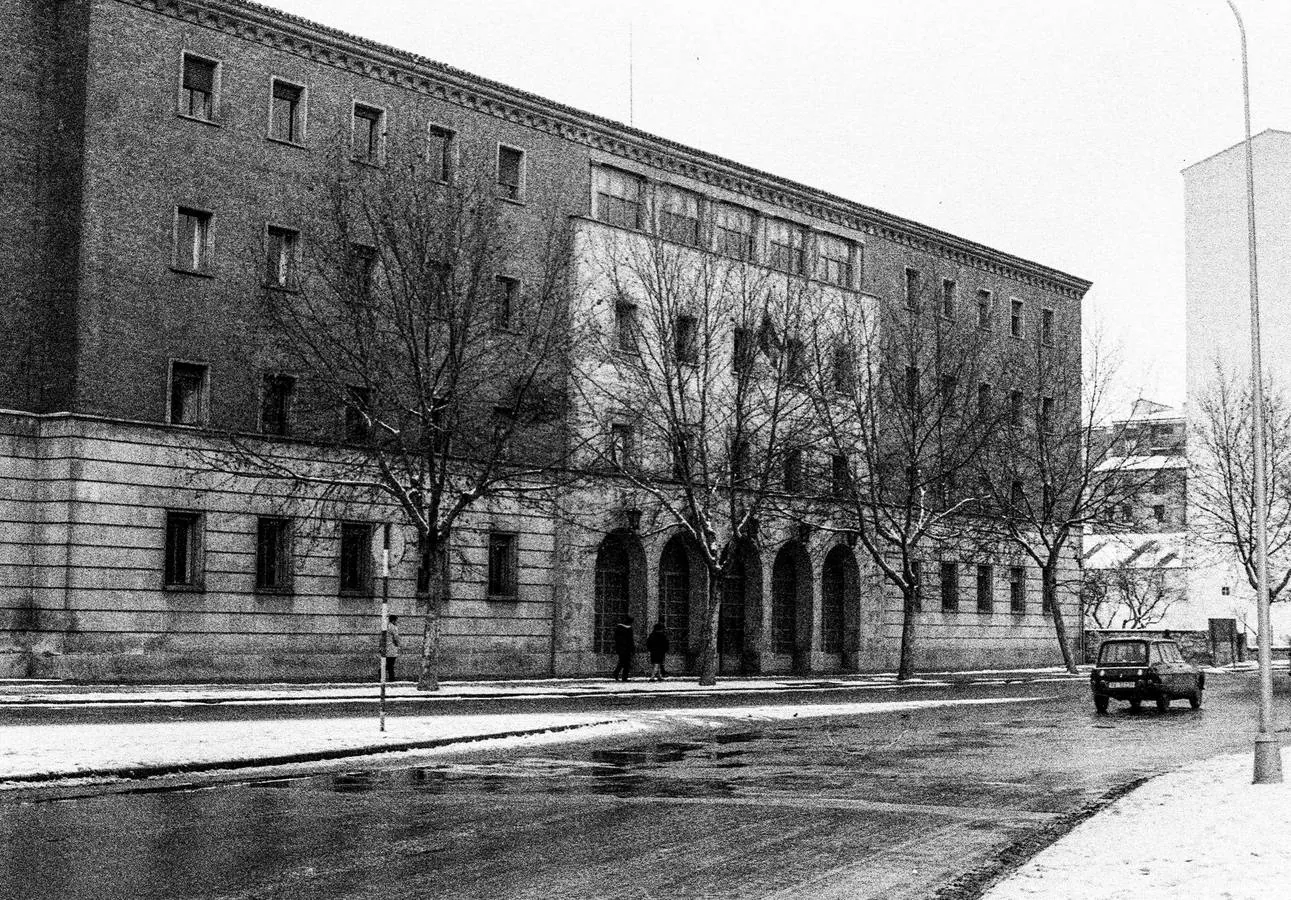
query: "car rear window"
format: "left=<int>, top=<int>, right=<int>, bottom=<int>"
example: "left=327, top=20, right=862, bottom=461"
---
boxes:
left=1099, top=641, right=1147, bottom=665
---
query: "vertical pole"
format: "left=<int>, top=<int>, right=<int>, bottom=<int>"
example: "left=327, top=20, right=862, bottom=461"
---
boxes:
left=379, top=523, right=390, bottom=734
left=1227, top=0, right=1281, bottom=784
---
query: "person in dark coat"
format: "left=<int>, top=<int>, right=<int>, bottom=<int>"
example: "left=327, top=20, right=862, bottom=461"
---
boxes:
left=646, top=621, right=669, bottom=682
left=381, top=615, right=400, bottom=681
left=612, top=614, right=636, bottom=681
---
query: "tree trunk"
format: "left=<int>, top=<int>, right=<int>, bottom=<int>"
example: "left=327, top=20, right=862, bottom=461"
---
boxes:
left=1045, top=561, right=1078, bottom=673
left=417, top=535, right=449, bottom=691
left=696, top=571, right=722, bottom=686
left=897, top=583, right=917, bottom=680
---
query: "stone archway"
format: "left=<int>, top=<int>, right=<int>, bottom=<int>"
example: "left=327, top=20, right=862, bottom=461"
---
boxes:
left=593, top=530, right=646, bottom=657
left=770, top=541, right=813, bottom=674
left=821, top=544, right=861, bottom=670
left=719, top=540, right=762, bottom=675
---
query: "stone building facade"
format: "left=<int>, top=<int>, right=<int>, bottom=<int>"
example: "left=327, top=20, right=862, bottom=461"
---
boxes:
left=0, top=0, right=1090, bottom=681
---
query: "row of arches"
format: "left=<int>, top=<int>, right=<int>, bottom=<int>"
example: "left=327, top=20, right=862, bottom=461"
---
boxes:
left=592, top=530, right=863, bottom=674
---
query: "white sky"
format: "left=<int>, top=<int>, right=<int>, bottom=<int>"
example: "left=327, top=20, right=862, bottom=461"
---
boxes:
left=257, top=0, right=1291, bottom=409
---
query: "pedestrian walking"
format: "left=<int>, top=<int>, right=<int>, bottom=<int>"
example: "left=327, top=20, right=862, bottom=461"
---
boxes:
left=381, top=615, right=400, bottom=681
left=612, top=614, right=635, bottom=681
left=646, top=621, right=669, bottom=682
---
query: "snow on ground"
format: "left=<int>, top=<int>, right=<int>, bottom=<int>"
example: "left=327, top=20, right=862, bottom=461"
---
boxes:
left=0, top=696, right=1041, bottom=783
left=981, top=751, right=1291, bottom=900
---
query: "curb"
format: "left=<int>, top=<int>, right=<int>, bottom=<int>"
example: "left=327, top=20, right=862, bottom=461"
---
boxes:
left=0, top=718, right=624, bottom=787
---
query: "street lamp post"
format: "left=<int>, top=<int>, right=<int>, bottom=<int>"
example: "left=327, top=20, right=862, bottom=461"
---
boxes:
left=1226, top=0, right=1282, bottom=785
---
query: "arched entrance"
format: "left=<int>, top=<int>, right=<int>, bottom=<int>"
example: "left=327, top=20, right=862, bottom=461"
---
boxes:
left=592, top=530, right=646, bottom=658
left=770, top=542, right=812, bottom=673
left=821, top=544, right=860, bottom=668
left=658, top=535, right=692, bottom=660
left=719, top=540, right=762, bottom=675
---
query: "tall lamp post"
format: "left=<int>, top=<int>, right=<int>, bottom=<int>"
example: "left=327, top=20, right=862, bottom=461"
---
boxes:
left=1226, top=0, right=1282, bottom=785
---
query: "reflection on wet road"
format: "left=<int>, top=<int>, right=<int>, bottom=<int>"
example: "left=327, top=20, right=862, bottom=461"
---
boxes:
left=0, top=676, right=1279, bottom=900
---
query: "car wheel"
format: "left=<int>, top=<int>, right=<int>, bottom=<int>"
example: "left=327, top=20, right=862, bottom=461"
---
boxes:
left=1156, top=695, right=1169, bottom=712
left=1095, top=695, right=1109, bottom=713
left=1129, top=698, right=1142, bottom=711
left=1190, top=691, right=1203, bottom=710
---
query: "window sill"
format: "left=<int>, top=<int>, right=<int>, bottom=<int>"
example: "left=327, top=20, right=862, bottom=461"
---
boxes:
left=266, top=136, right=308, bottom=149
left=166, top=420, right=207, bottom=429
left=255, top=587, right=295, bottom=597
left=177, top=113, right=221, bottom=127
left=496, top=195, right=527, bottom=207
left=264, top=283, right=301, bottom=294
left=351, top=156, right=384, bottom=169
left=170, top=267, right=214, bottom=279
left=163, top=583, right=206, bottom=594
left=339, top=591, right=375, bottom=601
left=488, top=592, right=519, bottom=602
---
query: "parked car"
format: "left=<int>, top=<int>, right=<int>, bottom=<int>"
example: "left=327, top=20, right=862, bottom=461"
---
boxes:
left=1090, top=638, right=1204, bottom=713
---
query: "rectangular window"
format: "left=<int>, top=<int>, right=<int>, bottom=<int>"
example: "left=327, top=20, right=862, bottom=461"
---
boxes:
left=784, top=336, right=806, bottom=383
left=1010, top=389, right=1024, bottom=426
left=976, top=564, right=993, bottom=612
left=675, top=314, right=699, bottom=364
left=1009, top=565, right=1026, bottom=613
left=1010, top=299, right=1024, bottom=338
left=905, top=268, right=921, bottom=311
left=426, top=125, right=455, bottom=183
left=181, top=53, right=217, bottom=120
left=338, top=522, right=373, bottom=595
left=616, top=302, right=639, bottom=352
left=264, top=225, right=298, bottom=288
left=1041, top=308, right=1055, bottom=346
left=783, top=448, right=803, bottom=493
left=352, top=103, right=384, bottom=164
left=1041, top=396, right=1055, bottom=432
left=348, top=243, right=376, bottom=300
left=255, top=517, right=292, bottom=592
left=594, top=166, right=643, bottom=229
left=660, top=186, right=701, bottom=246
left=496, top=145, right=525, bottom=201
left=715, top=203, right=756, bottom=259
left=832, top=344, right=855, bottom=393
left=487, top=532, right=519, bottom=597
left=940, top=374, right=958, bottom=406
left=1153, top=504, right=1166, bottom=522
left=942, top=279, right=957, bottom=319
left=977, top=382, right=992, bottom=417
left=976, top=289, right=993, bottom=330
left=175, top=207, right=212, bottom=273
left=610, top=422, right=635, bottom=470
left=494, top=275, right=519, bottom=330
left=940, top=561, right=959, bottom=612
left=164, top=511, right=202, bottom=588
left=492, top=406, right=515, bottom=459
left=817, top=234, right=854, bottom=288
left=345, top=385, right=371, bottom=441
left=1011, top=479, right=1026, bottom=510
left=260, top=373, right=295, bottom=436
left=831, top=453, right=850, bottom=497
left=732, top=326, right=754, bottom=375
left=905, top=365, right=920, bottom=410
left=672, top=426, right=695, bottom=481
left=269, top=78, right=305, bottom=143
left=169, top=361, right=208, bottom=426
left=766, top=219, right=807, bottom=275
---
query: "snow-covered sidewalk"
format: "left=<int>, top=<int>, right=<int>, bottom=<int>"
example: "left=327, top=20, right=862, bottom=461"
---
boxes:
left=983, top=751, right=1291, bottom=900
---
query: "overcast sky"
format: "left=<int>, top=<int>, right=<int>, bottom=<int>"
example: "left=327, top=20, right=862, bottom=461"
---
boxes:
left=259, top=0, right=1291, bottom=410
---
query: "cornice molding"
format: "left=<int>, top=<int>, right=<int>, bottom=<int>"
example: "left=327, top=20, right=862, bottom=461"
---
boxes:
left=116, top=0, right=1092, bottom=301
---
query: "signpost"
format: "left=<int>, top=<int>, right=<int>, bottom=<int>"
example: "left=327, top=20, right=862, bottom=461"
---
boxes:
left=378, top=523, right=391, bottom=733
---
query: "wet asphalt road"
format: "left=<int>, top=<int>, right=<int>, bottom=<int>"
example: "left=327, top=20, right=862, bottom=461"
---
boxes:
left=2, top=673, right=1286, bottom=900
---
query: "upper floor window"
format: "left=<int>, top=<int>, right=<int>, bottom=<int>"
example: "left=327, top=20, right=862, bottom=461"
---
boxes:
left=941, top=279, right=957, bottom=319
left=264, top=225, right=298, bottom=289
left=494, top=275, right=519, bottom=330
left=660, top=186, right=701, bottom=246
left=1011, top=299, right=1024, bottom=338
left=905, top=268, right=921, bottom=311
left=180, top=53, right=218, bottom=121
left=1041, top=307, right=1055, bottom=346
left=675, top=314, right=699, bottom=364
left=817, top=234, right=854, bottom=288
left=732, top=326, right=755, bottom=375
left=594, top=166, right=643, bottom=229
left=260, top=373, right=295, bottom=436
left=610, top=422, right=635, bottom=470
left=344, top=385, right=371, bottom=442
left=831, top=453, right=851, bottom=497
left=496, top=145, right=525, bottom=201
left=352, top=103, right=384, bottom=165
left=168, top=361, right=208, bottom=427
left=174, top=206, right=212, bottom=274
left=616, top=301, right=640, bottom=352
left=427, top=125, right=455, bottom=183
left=347, top=243, right=377, bottom=300
left=832, top=343, right=856, bottom=393
left=976, top=289, right=993, bottom=330
left=766, top=219, right=806, bottom=275
left=714, top=203, right=756, bottom=260
left=269, top=78, right=305, bottom=144
left=783, top=448, right=803, bottom=493
left=338, top=521, right=373, bottom=595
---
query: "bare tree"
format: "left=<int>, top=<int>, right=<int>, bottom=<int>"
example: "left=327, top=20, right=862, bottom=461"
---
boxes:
left=1190, top=366, right=1291, bottom=605
left=1081, top=539, right=1183, bottom=629
left=573, top=226, right=816, bottom=685
left=802, top=274, right=999, bottom=680
left=201, top=145, right=575, bottom=690
left=974, top=327, right=1153, bottom=672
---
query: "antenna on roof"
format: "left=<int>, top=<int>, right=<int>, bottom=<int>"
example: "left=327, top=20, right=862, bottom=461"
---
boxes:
left=628, top=21, right=635, bottom=126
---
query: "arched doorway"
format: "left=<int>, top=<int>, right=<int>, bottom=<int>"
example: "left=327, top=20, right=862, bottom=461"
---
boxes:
left=771, top=542, right=812, bottom=673
left=659, top=536, right=692, bottom=658
left=822, top=545, right=860, bottom=666
left=719, top=540, right=763, bottom=675
left=593, top=534, right=631, bottom=654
